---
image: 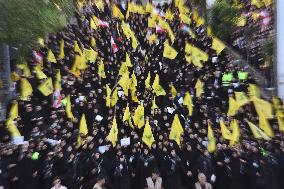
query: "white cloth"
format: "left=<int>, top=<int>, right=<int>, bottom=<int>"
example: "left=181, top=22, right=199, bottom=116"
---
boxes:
left=146, top=177, right=162, bottom=189
left=51, top=186, right=67, bottom=189
left=194, top=182, right=212, bottom=189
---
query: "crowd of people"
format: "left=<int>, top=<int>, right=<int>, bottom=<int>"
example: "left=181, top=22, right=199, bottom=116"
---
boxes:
left=0, top=0, right=283, bottom=189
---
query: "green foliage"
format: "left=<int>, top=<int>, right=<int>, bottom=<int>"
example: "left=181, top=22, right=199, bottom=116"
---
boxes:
left=0, top=0, right=76, bottom=51
left=263, top=39, right=274, bottom=57
left=208, top=0, right=240, bottom=41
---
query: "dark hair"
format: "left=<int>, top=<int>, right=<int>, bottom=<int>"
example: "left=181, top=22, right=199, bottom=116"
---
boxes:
left=97, top=174, right=105, bottom=182
left=152, top=168, right=160, bottom=175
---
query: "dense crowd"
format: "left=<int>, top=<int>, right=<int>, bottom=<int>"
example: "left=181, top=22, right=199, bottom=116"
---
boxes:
left=0, top=1, right=283, bottom=189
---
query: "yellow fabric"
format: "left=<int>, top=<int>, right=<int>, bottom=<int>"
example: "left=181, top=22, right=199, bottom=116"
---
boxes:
left=54, top=69, right=61, bottom=91
left=145, top=72, right=151, bottom=89
left=207, top=26, right=213, bottom=37
left=20, top=78, right=33, bottom=101
left=252, top=97, right=273, bottom=119
left=263, top=0, right=273, bottom=7
left=159, top=19, right=175, bottom=43
left=98, top=60, right=106, bottom=78
left=259, top=112, right=274, bottom=138
left=90, top=16, right=98, bottom=31
left=74, top=41, right=83, bottom=55
left=84, top=48, right=97, bottom=62
left=38, top=37, right=45, bottom=48
left=118, top=72, right=130, bottom=96
left=171, top=84, right=177, bottom=98
left=106, top=84, right=111, bottom=107
left=220, top=120, right=232, bottom=140
left=251, top=0, right=264, bottom=8
left=148, top=17, right=156, bottom=28
left=142, top=118, right=155, bottom=148
left=9, top=101, right=18, bottom=120
left=111, top=88, right=118, bottom=107
left=185, top=43, right=208, bottom=66
left=133, top=104, right=145, bottom=129
left=147, top=34, right=157, bottom=43
left=248, top=84, right=260, bottom=98
left=277, top=115, right=284, bottom=132
left=183, top=92, right=193, bottom=116
left=107, top=116, right=118, bottom=146
left=230, top=119, right=240, bottom=146
left=165, top=9, right=174, bottom=21
left=237, top=16, right=247, bottom=27
left=11, top=72, right=20, bottom=82
left=113, top=4, right=124, bottom=19
left=180, top=14, right=191, bottom=25
left=79, top=113, right=88, bottom=135
left=119, top=62, right=129, bottom=76
left=34, top=65, right=47, bottom=79
left=235, top=92, right=250, bottom=108
left=130, top=73, right=138, bottom=102
left=227, top=97, right=239, bottom=116
left=247, top=121, right=270, bottom=140
left=6, top=118, right=21, bottom=138
left=125, top=53, right=133, bottom=67
left=38, top=78, right=53, bottom=96
left=195, top=79, right=204, bottom=97
left=95, top=0, right=104, bottom=11
left=47, top=49, right=57, bottom=63
left=17, top=63, right=31, bottom=77
left=66, top=95, right=75, bottom=121
left=163, top=40, right=178, bottom=59
left=152, top=74, right=166, bottom=96
left=59, top=40, right=65, bottom=59
left=90, top=36, right=96, bottom=48
left=123, top=103, right=131, bottom=122
left=169, top=114, right=184, bottom=146
left=151, top=96, right=159, bottom=110
left=207, top=123, right=216, bottom=153
left=212, top=37, right=226, bottom=55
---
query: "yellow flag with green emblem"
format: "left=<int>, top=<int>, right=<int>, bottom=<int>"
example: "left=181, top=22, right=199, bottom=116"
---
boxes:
left=227, top=97, right=239, bottom=116
left=66, top=95, right=75, bottom=121
left=113, top=4, right=124, bottom=19
left=152, top=74, right=166, bottom=96
left=247, top=121, right=270, bottom=140
left=6, top=118, right=21, bottom=138
left=9, top=101, right=18, bottom=120
left=59, top=40, right=65, bottom=59
left=133, top=104, right=145, bottom=129
left=163, top=41, right=178, bottom=59
left=212, top=37, right=226, bottom=55
left=37, top=78, right=53, bottom=96
left=259, top=112, right=274, bottom=138
left=142, top=118, right=155, bottom=148
left=107, top=116, right=118, bottom=146
left=207, top=122, right=216, bottom=153
left=183, top=92, right=193, bottom=116
left=220, top=120, right=232, bottom=140
left=20, top=78, right=33, bottom=101
left=169, top=114, right=184, bottom=146
left=235, top=92, right=250, bottom=108
left=98, top=60, right=106, bottom=78
left=47, top=49, right=57, bottom=63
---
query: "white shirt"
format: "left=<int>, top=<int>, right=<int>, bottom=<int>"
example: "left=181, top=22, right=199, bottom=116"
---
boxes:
left=51, top=186, right=67, bottom=189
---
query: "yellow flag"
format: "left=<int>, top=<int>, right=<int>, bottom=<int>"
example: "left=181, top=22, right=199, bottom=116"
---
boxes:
left=237, top=16, right=247, bottom=27
left=195, top=79, right=204, bottom=97
left=58, top=40, right=65, bottom=59
left=185, top=54, right=203, bottom=68
left=272, top=96, right=280, bottom=113
left=252, top=97, right=273, bottom=119
left=159, top=19, right=175, bottom=43
left=95, top=0, right=104, bottom=11
left=142, top=118, right=155, bottom=148
left=11, top=72, right=20, bottom=82
left=251, top=0, right=264, bottom=8
left=259, top=112, right=274, bottom=138
left=146, top=2, right=153, bottom=13
left=133, top=104, right=145, bottom=129
left=119, top=62, right=129, bottom=76
left=74, top=41, right=82, bottom=55
left=107, top=116, right=118, bottom=146
left=152, top=74, right=166, bottom=96
left=66, top=95, right=75, bottom=121
left=47, top=49, right=57, bottom=63
left=98, top=60, right=106, bottom=78
left=235, top=92, right=250, bottom=108
left=277, top=115, right=284, bottom=132
left=165, top=9, right=174, bottom=21
left=20, top=78, right=33, bottom=101
left=79, top=113, right=88, bottom=136
left=148, top=17, right=156, bottom=28
left=125, top=53, right=133, bottom=67
left=54, top=69, right=61, bottom=91
left=37, top=78, right=53, bottom=96
left=147, top=34, right=157, bottom=43
left=6, top=118, right=21, bottom=138
left=220, top=120, right=232, bottom=140
left=207, top=122, right=216, bottom=153
left=180, top=14, right=191, bottom=25
left=212, top=37, right=226, bottom=55
left=113, top=4, right=124, bottom=19
left=171, top=84, right=177, bottom=98
left=90, top=16, right=98, bottom=31
left=247, top=121, right=270, bottom=140
left=227, top=97, right=239, bottom=116
left=145, top=72, right=151, bottom=89
left=17, top=63, right=31, bottom=77
left=38, top=37, right=45, bottom=48
left=118, top=72, right=130, bottom=96
left=151, top=96, right=159, bottom=110
left=130, top=73, right=138, bottom=102
left=169, top=114, right=184, bottom=146
left=230, top=119, right=240, bottom=146
left=106, top=84, right=111, bottom=107
left=9, top=101, right=18, bottom=120
left=163, top=41, right=178, bottom=59
left=248, top=84, right=260, bottom=98
left=207, top=26, right=213, bottom=37
left=34, top=65, right=47, bottom=79
left=183, top=92, right=193, bottom=116
left=84, top=48, right=97, bottom=62
left=123, top=103, right=131, bottom=122
left=90, top=36, right=96, bottom=48
left=263, top=0, right=273, bottom=7
left=111, top=88, right=118, bottom=107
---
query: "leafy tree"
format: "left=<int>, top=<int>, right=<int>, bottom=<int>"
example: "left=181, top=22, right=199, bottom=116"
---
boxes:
left=208, top=0, right=240, bottom=41
left=0, top=0, right=76, bottom=51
